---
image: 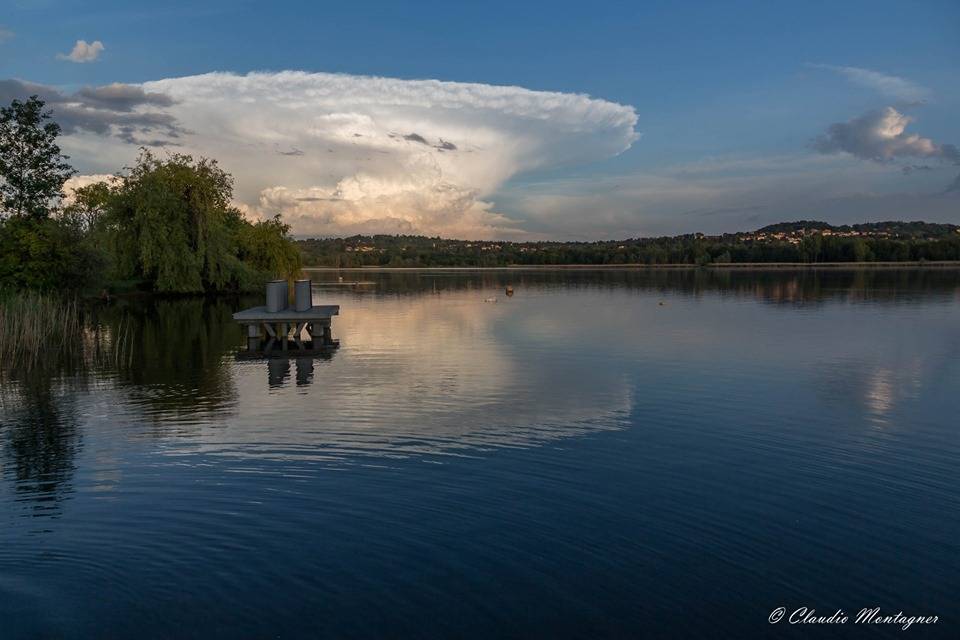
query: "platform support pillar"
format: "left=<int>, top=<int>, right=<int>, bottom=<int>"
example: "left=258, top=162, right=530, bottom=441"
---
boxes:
left=246, top=323, right=260, bottom=352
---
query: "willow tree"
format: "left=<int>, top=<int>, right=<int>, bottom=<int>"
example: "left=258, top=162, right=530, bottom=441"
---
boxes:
left=75, top=150, right=300, bottom=293
left=236, top=214, right=302, bottom=279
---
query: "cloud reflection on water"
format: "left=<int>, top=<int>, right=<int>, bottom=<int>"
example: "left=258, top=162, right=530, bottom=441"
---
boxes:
left=209, top=293, right=636, bottom=461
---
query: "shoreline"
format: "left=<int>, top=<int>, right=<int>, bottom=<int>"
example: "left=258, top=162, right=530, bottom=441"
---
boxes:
left=303, top=261, right=960, bottom=271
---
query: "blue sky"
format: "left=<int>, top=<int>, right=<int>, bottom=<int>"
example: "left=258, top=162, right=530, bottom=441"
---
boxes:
left=2, top=0, right=958, bottom=239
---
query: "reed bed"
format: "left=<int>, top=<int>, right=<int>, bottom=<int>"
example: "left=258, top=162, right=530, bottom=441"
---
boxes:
left=0, top=291, right=133, bottom=373
left=0, top=291, right=84, bottom=370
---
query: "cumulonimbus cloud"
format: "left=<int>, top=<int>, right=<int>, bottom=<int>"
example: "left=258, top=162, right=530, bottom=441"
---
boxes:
left=56, top=71, right=638, bottom=237
left=6, top=71, right=638, bottom=237
left=143, top=71, right=639, bottom=237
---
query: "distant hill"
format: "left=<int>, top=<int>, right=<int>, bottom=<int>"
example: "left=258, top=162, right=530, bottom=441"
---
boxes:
left=297, top=221, right=960, bottom=267
left=755, top=220, right=959, bottom=238
left=755, top=220, right=834, bottom=234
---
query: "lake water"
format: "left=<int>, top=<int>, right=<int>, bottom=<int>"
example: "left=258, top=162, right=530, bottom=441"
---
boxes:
left=2, top=269, right=958, bottom=638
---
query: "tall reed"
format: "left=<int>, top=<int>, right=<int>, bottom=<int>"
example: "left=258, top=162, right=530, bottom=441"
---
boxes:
left=0, top=291, right=85, bottom=371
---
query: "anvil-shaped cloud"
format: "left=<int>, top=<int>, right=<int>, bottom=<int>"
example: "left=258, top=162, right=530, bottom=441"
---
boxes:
left=63, top=71, right=638, bottom=238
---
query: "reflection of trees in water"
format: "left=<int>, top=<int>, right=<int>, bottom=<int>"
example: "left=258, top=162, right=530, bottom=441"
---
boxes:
left=310, top=267, right=960, bottom=305
left=92, top=297, right=247, bottom=423
left=0, top=296, right=251, bottom=513
left=0, top=369, right=83, bottom=517
left=707, top=268, right=960, bottom=306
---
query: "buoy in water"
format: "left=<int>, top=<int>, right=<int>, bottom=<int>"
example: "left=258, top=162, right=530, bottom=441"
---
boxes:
left=505, top=285, right=514, bottom=297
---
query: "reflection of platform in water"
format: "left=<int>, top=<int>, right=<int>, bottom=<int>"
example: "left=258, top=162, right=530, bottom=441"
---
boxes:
left=266, top=356, right=326, bottom=387
left=233, top=303, right=341, bottom=358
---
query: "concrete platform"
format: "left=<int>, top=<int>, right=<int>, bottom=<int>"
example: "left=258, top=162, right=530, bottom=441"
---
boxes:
left=233, top=304, right=340, bottom=357
left=232, top=304, right=339, bottom=322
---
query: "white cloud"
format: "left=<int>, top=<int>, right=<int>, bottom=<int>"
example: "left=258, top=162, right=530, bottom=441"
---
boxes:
left=62, top=174, right=118, bottom=204
left=59, top=70, right=637, bottom=238
left=58, top=39, right=105, bottom=63
left=810, top=64, right=930, bottom=102
left=256, top=181, right=522, bottom=239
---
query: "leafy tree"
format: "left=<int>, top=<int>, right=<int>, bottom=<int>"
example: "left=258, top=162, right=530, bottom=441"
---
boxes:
left=118, top=151, right=240, bottom=291
left=0, top=216, right=103, bottom=290
left=71, top=151, right=301, bottom=293
left=0, top=97, right=100, bottom=291
left=236, top=214, right=302, bottom=279
left=0, top=96, right=75, bottom=220
left=63, top=179, right=112, bottom=231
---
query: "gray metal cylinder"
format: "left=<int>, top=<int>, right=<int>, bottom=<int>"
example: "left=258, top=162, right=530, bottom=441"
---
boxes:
left=266, top=280, right=288, bottom=313
left=294, top=279, right=312, bottom=312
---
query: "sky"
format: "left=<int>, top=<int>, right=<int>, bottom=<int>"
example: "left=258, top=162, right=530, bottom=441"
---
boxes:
left=1, top=0, right=958, bottom=240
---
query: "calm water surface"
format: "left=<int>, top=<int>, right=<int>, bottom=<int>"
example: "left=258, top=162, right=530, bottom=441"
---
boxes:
left=2, top=269, right=959, bottom=638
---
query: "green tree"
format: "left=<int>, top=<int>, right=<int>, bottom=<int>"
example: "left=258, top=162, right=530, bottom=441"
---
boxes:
left=235, top=214, right=302, bottom=279
left=75, top=151, right=247, bottom=292
left=0, top=96, right=75, bottom=220
left=71, top=151, right=300, bottom=293
left=0, top=215, right=103, bottom=290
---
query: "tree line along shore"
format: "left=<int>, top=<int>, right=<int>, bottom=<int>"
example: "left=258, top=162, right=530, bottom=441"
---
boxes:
left=296, top=221, right=960, bottom=269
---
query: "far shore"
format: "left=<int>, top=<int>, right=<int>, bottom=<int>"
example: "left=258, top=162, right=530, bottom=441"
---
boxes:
left=303, top=261, right=960, bottom=271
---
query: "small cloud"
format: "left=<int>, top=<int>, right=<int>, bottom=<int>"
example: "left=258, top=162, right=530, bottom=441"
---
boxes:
left=814, top=107, right=960, bottom=192
left=814, top=107, right=955, bottom=164
left=115, top=124, right=180, bottom=147
left=809, top=64, right=930, bottom=103
left=58, top=39, right=105, bottom=63
left=62, top=174, right=120, bottom=204
left=403, top=132, right=429, bottom=145
left=403, top=133, right=457, bottom=152
left=0, top=27, right=13, bottom=43
left=277, top=147, right=304, bottom=156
